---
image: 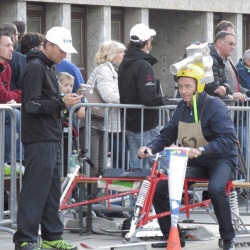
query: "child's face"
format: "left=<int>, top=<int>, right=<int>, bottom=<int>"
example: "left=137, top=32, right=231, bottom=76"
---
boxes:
left=60, top=78, right=74, bottom=94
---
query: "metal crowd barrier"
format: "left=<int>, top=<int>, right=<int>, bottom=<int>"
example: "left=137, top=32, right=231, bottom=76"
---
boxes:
left=1, top=98, right=250, bottom=233
left=0, top=105, right=18, bottom=235
left=67, top=101, right=250, bottom=180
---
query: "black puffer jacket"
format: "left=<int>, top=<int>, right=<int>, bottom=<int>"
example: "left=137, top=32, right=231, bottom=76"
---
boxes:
left=118, top=44, right=176, bottom=132
left=21, top=49, right=65, bottom=144
left=204, top=44, right=230, bottom=98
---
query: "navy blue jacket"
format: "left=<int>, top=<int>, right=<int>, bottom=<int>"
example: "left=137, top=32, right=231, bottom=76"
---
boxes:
left=148, top=92, right=238, bottom=167
left=236, top=59, right=250, bottom=90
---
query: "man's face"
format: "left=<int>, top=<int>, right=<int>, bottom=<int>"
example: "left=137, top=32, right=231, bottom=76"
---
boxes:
left=44, top=42, right=67, bottom=64
left=178, top=76, right=197, bottom=104
left=226, top=27, right=236, bottom=36
left=0, top=35, right=14, bottom=63
left=218, top=34, right=236, bottom=58
left=12, top=27, right=19, bottom=50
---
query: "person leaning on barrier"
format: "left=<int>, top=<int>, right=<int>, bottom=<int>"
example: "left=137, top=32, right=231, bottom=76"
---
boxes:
left=79, top=40, right=126, bottom=177
left=236, top=49, right=250, bottom=90
left=138, top=64, right=237, bottom=250
left=214, top=21, right=250, bottom=102
left=118, top=23, right=177, bottom=171
left=205, top=31, right=235, bottom=98
left=13, top=27, right=82, bottom=250
left=0, top=22, right=26, bottom=91
left=0, top=30, right=24, bottom=174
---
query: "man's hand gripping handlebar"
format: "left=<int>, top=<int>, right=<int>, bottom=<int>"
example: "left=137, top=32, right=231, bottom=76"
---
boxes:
left=138, top=146, right=152, bottom=159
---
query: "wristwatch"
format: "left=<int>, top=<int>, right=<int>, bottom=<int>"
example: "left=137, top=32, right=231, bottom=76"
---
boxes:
left=198, top=147, right=205, bottom=155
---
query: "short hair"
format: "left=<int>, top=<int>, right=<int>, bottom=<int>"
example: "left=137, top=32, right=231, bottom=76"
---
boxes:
left=21, top=32, right=44, bottom=54
left=58, top=72, right=75, bottom=83
left=12, top=20, right=26, bottom=36
left=214, top=31, right=235, bottom=44
left=0, top=30, right=12, bottom=42
left=242, top=49, right=250, bottom=64
left=215, top=20, right=235, bottom=35
left=95, top=40, right=126, bottom=64
left=130, top=40, right=147, bottom=49
left=0, top=22, right=16, bottom=36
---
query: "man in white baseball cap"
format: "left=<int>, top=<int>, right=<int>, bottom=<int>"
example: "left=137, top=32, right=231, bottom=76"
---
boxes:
left=130, top=23, right=156, bottom=43
left=13, top=26, right=81, bottom=250
left=45, top=26, right=77, bottom=54
left=118, top=22, right=177, bottom=221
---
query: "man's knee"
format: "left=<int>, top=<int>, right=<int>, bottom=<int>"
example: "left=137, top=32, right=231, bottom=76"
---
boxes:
left=208, top=184, right=226, bottom=199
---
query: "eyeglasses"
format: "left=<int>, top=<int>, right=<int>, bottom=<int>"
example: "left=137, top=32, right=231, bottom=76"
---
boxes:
left=225, top=41, right=236, bottom=47
left=15, top=33, right=20, bottom=36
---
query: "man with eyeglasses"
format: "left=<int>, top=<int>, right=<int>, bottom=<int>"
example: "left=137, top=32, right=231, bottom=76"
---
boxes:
left=205, top=31, right=236, bottom=98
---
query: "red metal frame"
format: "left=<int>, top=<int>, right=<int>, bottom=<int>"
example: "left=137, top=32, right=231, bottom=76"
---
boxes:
left=60, top=158, right=235, bottom=228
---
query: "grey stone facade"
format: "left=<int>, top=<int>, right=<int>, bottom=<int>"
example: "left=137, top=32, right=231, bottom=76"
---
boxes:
left=0, top=0, right=249, bottom=97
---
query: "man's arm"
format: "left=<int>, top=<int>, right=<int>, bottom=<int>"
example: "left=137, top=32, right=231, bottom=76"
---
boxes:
left=23, top=63, right=82, bottom=115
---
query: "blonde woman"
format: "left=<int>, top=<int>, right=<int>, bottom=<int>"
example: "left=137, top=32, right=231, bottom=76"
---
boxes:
left=79, top=40, right=126, bottom=177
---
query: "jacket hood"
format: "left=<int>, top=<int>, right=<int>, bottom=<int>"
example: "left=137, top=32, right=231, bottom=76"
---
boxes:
left=122, top=44, right=158, bottom=67
left=26, top=48, right=54, bottom=67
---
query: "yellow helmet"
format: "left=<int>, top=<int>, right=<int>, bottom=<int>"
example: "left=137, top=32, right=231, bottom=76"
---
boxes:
left=177, top=64, right=206, bottom=93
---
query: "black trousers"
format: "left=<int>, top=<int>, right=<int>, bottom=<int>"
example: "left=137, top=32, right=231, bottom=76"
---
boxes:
left=13, top=142, right=64, bottom=245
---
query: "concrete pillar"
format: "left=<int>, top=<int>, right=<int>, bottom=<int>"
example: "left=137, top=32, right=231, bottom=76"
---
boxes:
left=45, top=3, right=72, bottom=60
left=45, top=3, right=71, bottom=30
left=149, top=10, right=213, bottom=97
left=124, top=8, right=149, bottom=44
left=86, top=6, right=111, bottom=78
left=0, top=2, right=26, bottom=25
left=221, top=13, right=243, bottom=64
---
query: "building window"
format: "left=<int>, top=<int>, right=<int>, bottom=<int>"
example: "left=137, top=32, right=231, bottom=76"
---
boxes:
left=243, top=15, right=250, bottom=53
left=213, top=13, right=222, bottom=37
left=72, top=5, right=86, bottom=80
left=111, top=8, right=124, bottom=42
left=27, top=3, right=45, bottom=34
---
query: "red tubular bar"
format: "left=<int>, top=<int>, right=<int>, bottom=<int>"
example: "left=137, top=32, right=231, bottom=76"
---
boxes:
left=60, top=165, right=234, bottom=227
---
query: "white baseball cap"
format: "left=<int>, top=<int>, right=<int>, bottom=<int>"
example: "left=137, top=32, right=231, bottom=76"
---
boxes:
left=45, top=27, right=77, bottom=54
left=130, top=23, right=156, bottom=43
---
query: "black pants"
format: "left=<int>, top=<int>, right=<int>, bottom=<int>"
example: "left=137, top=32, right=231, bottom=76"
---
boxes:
left=13, top=142, right=64, bottom=245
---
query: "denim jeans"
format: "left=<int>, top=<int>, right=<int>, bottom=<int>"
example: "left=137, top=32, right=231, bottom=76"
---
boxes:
left=126, top=126, right=165, bottom=214
left=5, top=109, right=23, bottom=163
left=126, top=126, right=165, bottom=170
left=153, top=158, right=235, bottom=240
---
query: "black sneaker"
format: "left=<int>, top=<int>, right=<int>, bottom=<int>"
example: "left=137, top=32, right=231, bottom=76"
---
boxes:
left=223, top=240, right=236, bottom=250
left=151, top=234, right=185, bottom=248
left=15, top=242, right=40, bottom=250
